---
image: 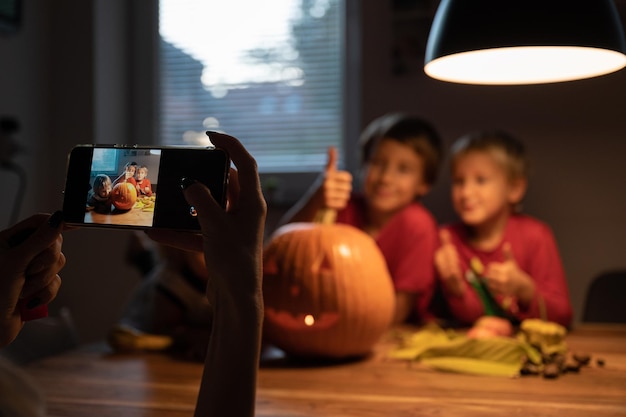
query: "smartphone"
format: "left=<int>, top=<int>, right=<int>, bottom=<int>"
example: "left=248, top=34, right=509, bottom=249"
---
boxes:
left=62, top=144, right=229, bottom=231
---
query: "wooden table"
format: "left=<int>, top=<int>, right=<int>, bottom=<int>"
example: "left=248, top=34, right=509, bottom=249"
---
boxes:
left=23, top=324, right=626, bottom=417
left=86, top=195, right=156, bottom=228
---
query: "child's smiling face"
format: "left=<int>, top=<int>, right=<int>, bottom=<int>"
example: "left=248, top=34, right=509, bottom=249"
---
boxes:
left=137, top=169, right=146, bottom=181
left=363, top=139, right=429, bottom=216
left=451, top=150, right=525, bottom=228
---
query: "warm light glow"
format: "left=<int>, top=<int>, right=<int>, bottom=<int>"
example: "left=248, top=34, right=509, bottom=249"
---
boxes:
left=337, top=244, right=351, bottom=257
left=304, top=314, right=315, bottom=326
left=425, top=46, right=626, bottom=85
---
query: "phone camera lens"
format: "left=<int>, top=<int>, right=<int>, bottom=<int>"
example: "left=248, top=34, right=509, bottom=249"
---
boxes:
left=189, top=206, right=198, bottom=217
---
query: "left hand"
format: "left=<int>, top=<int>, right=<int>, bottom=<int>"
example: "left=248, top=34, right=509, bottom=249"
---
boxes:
left=483, top=243, right=535, bottom=303
left=0, top=212, right=65, bottom=346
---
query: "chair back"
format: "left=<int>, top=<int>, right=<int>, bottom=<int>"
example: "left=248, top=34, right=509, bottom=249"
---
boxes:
left=582, top=270, right=626, bottom=323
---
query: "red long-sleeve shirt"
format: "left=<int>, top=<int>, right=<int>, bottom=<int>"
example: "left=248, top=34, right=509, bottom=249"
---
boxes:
left=337, top=194, right=439, bottom=322
left=136, top=178, right=153, bottom=196
left=439, top=214, right=573, bottom=327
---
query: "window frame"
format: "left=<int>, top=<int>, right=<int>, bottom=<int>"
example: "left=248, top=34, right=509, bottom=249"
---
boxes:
left=130, top=0, right=361, bottom=206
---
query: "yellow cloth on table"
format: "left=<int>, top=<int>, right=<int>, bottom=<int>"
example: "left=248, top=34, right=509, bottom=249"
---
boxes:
left=388, top=324, right=542, bottom=377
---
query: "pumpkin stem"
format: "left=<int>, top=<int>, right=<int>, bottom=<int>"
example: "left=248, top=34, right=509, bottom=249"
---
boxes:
left=313, top=208, right=337, bottom=225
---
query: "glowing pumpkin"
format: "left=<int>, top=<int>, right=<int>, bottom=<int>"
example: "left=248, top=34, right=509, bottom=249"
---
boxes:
left=262, top=210, right=395, bottom=359
left=111, top=182, right=137, bottom=211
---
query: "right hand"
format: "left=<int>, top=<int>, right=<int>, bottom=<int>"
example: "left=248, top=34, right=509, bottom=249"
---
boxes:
left=147, top=132, right=267, bottom=298
left=434, top=229, right=465, bottom=296
left=315, top=146, right=352, bottom=211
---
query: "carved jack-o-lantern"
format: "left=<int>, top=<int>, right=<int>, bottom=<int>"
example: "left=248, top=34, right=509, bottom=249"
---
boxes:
left=111, top=182, right=137, bottom=211
left=263, top=212, right=395, bottom=359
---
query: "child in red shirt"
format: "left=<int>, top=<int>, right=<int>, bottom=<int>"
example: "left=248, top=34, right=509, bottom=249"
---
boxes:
left=113, top=162, right=138, bottom=187
left=435, top=131, right=572, bottom=327
left=280, top=113, right=443, bottom=324
left=135, top=166, right=153, bottom=197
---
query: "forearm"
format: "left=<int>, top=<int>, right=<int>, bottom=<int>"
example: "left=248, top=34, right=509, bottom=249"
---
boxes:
left=194, top=290, right=263, bottom=417
left=514, top=275, right=536, bottom=308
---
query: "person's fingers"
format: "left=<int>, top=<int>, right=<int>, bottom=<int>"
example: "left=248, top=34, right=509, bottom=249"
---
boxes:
left=502, top=242, right=515, bottom=263
left=325, top=183, right=351, bottom=199
left=439, top=229, right=452, bottom=246
left=226, top=167, right=240, bottom=212
left=325, top=146, right=337, bottom=173
left=183, top=181, right=225, bottom=231
left=0, top=212, right=63, bottom=249
left=25, top=235, right=64, bottom=276
left=206, top=131, right=264, bottom=211
left=21, top=263, right=63, bottom=299
left=327, top=170, right=353, bottom=187
left=0, top=212, right=64, bottom=271
left=485, top=278, right=502, bottom=295
left=24, top=247, right=66, bottom=282
left=21, top=274, right=62, bottom=307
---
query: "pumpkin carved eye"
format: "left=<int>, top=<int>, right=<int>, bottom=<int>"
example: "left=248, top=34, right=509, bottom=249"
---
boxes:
left=318, top=255, right=332, bottom=273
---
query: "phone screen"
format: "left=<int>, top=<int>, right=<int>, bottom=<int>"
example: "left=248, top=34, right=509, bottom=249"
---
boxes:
left=62, top=145, right=229, bottom=231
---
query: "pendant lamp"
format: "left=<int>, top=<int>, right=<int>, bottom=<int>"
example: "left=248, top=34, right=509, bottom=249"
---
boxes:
left=424, top=0, right=626, bottom=84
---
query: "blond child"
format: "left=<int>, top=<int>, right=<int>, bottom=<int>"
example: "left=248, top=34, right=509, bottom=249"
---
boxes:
left=280, top=113, right=443, bottom=324
left=135, top=165, right=153, bottom=196
left=87, top=174, right=113, bottom=213
left=435, top=130, right=572, bottom=327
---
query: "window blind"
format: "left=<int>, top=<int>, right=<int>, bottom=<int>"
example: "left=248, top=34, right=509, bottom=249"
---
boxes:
left=158, top=0, right=344, bottom=173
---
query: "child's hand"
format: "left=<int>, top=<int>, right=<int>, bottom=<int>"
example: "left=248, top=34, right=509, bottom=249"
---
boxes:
left=435, top=229, right=465, bottom=296
left=484, top=243, right=535, bottom=304
left=316, top=146, right=352, bottom=211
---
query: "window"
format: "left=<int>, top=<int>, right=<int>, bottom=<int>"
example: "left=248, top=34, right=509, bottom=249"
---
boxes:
left=158, top=0, right=345, bottom=176
left=91, top=148, right=118, bottom=174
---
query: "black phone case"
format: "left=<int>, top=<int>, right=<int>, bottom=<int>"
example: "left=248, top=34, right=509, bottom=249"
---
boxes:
left=62, top=145, right=229, bottom=231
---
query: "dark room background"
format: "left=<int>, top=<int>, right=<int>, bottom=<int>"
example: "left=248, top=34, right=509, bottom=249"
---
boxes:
left=1, top=0, right=625, bottom=342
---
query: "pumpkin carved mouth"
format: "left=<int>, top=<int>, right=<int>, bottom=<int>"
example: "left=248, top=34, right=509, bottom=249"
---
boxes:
left=264, top=308, right=340, bottom=331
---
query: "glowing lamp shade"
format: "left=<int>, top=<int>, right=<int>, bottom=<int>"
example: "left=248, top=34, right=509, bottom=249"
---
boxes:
left=424, top=0, right=626, bottom=85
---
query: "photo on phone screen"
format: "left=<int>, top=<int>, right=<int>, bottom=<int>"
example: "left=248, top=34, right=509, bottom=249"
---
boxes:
left=62, top=145, right=229, bottom=231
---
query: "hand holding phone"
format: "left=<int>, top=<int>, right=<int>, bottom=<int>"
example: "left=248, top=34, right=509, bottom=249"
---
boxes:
left=0, top=212, right=65, bottom=330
